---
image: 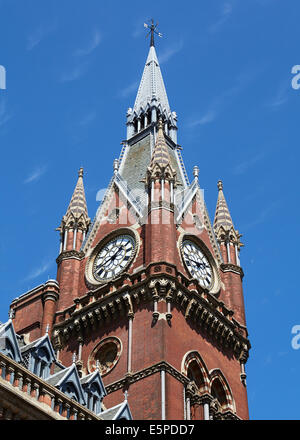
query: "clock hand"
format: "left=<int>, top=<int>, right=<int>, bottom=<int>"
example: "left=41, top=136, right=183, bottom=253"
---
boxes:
left=98, top=246, right=124, bottom=269
left=188, top=256, right=205, bottom=268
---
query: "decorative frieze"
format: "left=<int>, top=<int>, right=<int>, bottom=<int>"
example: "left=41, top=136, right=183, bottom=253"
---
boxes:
left=56, top=250, right=85, bottom=265
left=52, top=270, right=250, bottom=361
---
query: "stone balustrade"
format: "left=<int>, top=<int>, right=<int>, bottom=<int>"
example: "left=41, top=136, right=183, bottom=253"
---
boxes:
left=0, top=351, right=101, bottom=420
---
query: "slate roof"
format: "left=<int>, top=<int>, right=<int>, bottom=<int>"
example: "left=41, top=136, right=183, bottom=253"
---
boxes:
left=99, top=400, right=132, bottom=420
left=133, top=45, right=171, bottom=117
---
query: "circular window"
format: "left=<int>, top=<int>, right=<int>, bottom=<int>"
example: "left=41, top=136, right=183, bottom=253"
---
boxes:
left=88, top=337, right=122, bottom=376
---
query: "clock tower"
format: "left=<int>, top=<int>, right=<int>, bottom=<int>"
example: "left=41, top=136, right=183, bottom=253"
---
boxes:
left=10, top=28, right=250, bottom=420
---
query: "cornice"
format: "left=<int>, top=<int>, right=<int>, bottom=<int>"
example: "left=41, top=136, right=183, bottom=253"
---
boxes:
left=51, top=265, right=250, bottom=361
left=56, top=250, right=85, bottom=265
left=104, top=360, right=189, bottom=394
left=220, top=263, right=244, bottom=278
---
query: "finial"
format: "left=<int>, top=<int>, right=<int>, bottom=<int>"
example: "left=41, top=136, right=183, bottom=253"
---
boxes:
left=78, top=167, right=84, bottom=178
left=124, top=390, right=129, bottom=401
left=113, top=159, right=119, bottom=174
left=217, top=180, right=223, bottom=191
left=157, top=118, right=163, bottom=132
left=72, top=353, right=77, bottom=364
left=193, top=166, right=199, bottom=180
left=8, top=309, right=14, bottom=320
left=45, top=324, right=50, bottom=334
left=96, top=360, right=100, bottom=371
left=144, top=19, right=162, bottom=47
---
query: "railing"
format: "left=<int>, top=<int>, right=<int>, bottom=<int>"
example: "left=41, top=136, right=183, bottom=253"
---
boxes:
left=114, top=173, right=147, bottom=217
left=0, top=352, right=100, bottom=420
left=176, top=149, right=190, bottom=186
left=175, top=179, right=199, bottom=222
left=81, top=172, right=116, bottom=251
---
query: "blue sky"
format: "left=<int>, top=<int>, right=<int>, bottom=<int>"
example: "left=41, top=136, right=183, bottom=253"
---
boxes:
left=0, top=0, right=299, bottom=420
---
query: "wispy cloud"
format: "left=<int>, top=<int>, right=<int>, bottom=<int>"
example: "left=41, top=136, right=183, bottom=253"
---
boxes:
left=242, top=200, right=280, bottom=231
left=209, top=1, right=234, bottom=34
left=187, top=82, right=241, bottom=128
left=59, top=61, right=90, bottom=83
left=132, top=20, right=146, bottom=39
left=158, top=39, right=184, bottom=64
left=266, top=79, right=290, bottom=109
left=23, top=165, right=47, bottom=184
left=0, top=99, right=12, bottom=127
left=232, top=152, right=265, bottom=175
left=187, top=67, right=261, bottom=128
left=26, top=21, right=57, bottom=51
left=24, top=260, right=53, bottom=281
left=118, top=80, right=139, bottom=99
left=188, top=110, right=217, bottom=127
left=73, top=30, right=101, bottom=56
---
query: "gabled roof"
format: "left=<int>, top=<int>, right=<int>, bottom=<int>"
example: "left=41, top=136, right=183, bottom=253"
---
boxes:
left=80, top=369, right=107, bottom=399
left=20, top=333, right=56, bottom=363
left=99, top=400, right=132, bottom=420
left=45, top=363, right=86, bottom=405
left=0, top=319, right=22, bottom=362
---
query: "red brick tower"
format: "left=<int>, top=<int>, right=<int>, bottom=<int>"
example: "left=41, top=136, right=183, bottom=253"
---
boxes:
left=10, top=32, right=251, bottom=420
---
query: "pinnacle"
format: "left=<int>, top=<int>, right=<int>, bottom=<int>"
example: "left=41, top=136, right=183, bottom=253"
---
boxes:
left=213, top=180, right=235, bottom=234
left=149, top=120, right=173, bottom=171
left=59, top=168, right=90, bottom=231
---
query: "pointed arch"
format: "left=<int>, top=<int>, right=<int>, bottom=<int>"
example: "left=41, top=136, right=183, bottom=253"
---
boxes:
left=209, top=369, right=235, bottom=412
left=181, top=351, right=210, bottom=394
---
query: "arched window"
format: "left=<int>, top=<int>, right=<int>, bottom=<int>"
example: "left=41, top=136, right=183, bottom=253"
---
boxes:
left=62, top=382, right=79, bottom=402
left=182, top=351, right=209, bottom=394
left=211, top=378, right=228, bottom=409
left=187, top=360, right=206, bottom=393
left=209, top=371, right=235, bottom=413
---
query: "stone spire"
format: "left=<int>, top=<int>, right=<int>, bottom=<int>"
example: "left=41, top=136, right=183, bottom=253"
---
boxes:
left=148, top=119, right=176, bottom=180
left=214, top=181, right=235, bottom=235
left=213, top=180, right=243, bottom=264
left=57, top=168, right=90, bottom=252
left=126, top=32, right=178, bottom=143
left=64, top=168, right=89, bottom=226
left=133, top=45, right=171, bottom=119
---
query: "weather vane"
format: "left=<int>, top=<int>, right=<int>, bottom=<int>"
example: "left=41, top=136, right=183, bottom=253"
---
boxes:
left=144, top=19, right=162, bottom=47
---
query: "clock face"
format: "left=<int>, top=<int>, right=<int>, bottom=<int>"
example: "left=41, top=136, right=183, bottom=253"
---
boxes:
left=93, top=235, right=135, bottom=281
left=182, top=240, right=213, bottom=289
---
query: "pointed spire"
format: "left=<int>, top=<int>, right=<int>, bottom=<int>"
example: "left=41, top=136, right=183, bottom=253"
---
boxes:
left=58, top=168, right=91, bottom=233
left=213, top=180, right=242, bottom=246
left=214, top=181, right=234, bottom=232
left=132, top=44, right=171, bottom=119
left=148, top=119, right=176, bottom=181
left=65, top=168, right=88, bottom=219
left=126, top=23, right=178, bottom=143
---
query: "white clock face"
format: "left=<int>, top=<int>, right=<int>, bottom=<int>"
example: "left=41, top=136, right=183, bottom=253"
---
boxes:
left=93, top=235, right=135, bottom=281
left=182, top=240, right=213, bottom=289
